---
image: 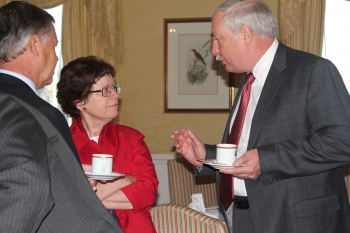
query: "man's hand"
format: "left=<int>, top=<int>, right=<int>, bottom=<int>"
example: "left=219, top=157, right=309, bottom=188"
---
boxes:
left=220, top=149, right=261, bottom=180
left=171, top=129, right=206, bottom=167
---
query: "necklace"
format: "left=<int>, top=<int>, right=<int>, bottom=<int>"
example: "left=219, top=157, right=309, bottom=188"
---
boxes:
left=78, top=117, right=104, bottom=138
left=85, top=126, right=103, bottom=138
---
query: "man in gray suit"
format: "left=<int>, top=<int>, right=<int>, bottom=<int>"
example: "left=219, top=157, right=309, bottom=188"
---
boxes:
left=0, top=91, right=123, bottom=232
left=172, top=0, right=350, bottom=232
left=0, top=1, right=122, bottom=232
left=0, top=1, right=80, bottom=162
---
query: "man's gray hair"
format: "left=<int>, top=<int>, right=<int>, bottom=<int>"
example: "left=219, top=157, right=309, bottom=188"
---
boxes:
left=215, top=0, right=277, bottom=37
left=0, top=1, right=55, bottom=63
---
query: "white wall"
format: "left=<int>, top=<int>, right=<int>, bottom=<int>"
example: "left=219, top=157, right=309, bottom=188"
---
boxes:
left=152, top=154, right=178, bottom=205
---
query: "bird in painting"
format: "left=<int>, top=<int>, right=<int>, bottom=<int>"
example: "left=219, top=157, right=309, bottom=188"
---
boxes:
left=191, top=49, right=206, bottom=66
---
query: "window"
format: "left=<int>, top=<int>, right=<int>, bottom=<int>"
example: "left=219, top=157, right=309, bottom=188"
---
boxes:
left=322, top=0, right=350, bottom=94
left=37, top=5, right=71, bottom=123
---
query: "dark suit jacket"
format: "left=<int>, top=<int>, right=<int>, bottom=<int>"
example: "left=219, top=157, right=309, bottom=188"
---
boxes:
left=200, top=42, right=350, bottom=233
left=0, top=73, right=80, bottom=162
left=0, top=91, right=123, bottom=232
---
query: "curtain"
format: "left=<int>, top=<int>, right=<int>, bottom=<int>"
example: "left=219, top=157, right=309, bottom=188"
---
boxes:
left=23, top=0, right=67, bottom=8
left=62, top=0, right=123, bottom=79
left=278, top=0, right=325, bottom=56
left=0, top=0, right=67, bottom=10
left=85, top=0, right=122, bottom=64
left=62, top=0, right=122, bottom=69
left=0, top=0, right=123, bottom=68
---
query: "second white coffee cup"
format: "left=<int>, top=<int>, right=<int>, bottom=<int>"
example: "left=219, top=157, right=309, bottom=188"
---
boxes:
left=91, top=154, right=113, bottom=175
left=216, top=144, right=237, bottom=165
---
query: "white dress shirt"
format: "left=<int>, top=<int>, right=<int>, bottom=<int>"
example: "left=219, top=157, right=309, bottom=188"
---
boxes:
left=231, top=38, right=279, bottom=196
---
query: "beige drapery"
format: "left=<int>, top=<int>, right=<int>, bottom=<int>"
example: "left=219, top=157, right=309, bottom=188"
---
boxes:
left=0, top=0, right=123, bottom=69
left=63, top=0, right=122, bottom=69
left=278, top=0, right=325, bottom=56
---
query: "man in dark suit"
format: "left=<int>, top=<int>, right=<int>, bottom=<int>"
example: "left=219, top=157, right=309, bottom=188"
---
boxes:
left=0, top=1, right=122, bottom=232
left=172, top=0, right=350, bottom=232
left=0, top=1, right=79, bottom=161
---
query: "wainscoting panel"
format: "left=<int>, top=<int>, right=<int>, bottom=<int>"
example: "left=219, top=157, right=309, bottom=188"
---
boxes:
left=152, top=154, right=178, bottom=205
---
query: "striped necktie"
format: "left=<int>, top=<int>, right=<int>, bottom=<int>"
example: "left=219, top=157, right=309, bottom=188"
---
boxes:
left=220, top=73, right=255, bottom=210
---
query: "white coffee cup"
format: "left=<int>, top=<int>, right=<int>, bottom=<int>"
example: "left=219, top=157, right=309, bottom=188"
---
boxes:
left=91, top=154, right=113, bottom=175
left=216, top=144, right=237, bottom=165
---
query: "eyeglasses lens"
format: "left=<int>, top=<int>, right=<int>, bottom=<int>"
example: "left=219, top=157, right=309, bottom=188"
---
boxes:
left=101, top=85, right=121, bottom=97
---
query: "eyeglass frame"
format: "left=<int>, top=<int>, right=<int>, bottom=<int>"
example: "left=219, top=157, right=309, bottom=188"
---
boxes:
left=89, top=84, right=121, bottom=97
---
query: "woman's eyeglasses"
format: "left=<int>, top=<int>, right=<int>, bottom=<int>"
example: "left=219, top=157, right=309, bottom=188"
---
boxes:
left=89, top=84, right=121, bottom=97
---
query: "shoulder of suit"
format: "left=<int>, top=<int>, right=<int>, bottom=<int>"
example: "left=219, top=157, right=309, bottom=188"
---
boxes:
left=0, top=92, right=53, bottom=132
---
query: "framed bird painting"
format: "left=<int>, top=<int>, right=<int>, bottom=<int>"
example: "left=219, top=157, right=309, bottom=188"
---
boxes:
left=164, top=18, right=233, bottom=112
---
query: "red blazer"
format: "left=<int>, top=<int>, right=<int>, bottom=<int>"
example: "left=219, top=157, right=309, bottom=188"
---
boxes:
left=71, top=119, right=158, bottom=233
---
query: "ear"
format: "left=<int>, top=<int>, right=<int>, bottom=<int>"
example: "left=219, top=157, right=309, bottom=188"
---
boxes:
left=28, top=34, right=41, bottom=57
left=241, top=25, right=253, bottom=45
left=75, top=101, right=84, bottom=110
left=75, top=99, right=89, bottom=111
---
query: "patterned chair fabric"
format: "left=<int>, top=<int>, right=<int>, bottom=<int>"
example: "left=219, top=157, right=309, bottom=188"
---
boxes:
left=167, top=157, right=218, bottom=207
left=150, top=204, right=229, bottom=233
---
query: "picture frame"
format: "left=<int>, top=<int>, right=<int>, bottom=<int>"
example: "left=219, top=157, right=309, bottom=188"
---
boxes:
left=164, top=18, right=233, bottom=112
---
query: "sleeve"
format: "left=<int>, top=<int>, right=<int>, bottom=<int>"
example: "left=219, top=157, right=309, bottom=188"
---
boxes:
left=259, top=58, right=350, bottom=185
left=0, top=98, right=54, bottom=232
left=120, top=131, right=158, bottom=212
left=193, top=144, right=217, bottom=176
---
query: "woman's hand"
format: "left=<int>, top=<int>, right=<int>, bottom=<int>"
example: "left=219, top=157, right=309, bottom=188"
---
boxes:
left=82, top=164, right=92, bottom=172
left=88, top=179, right=97, bottom=192
left=81, top=164, right=97, bottom=191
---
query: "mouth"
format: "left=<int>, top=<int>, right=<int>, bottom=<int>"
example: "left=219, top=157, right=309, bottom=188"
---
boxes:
left=110, top=102, right=118, bottom=108
left=216, top=55, right=226, bottom=65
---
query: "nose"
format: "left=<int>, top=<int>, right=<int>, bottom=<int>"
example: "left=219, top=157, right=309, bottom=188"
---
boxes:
left=211, top=39, right=219, bottom=56
left=110, top=89, right=119, bottom=98
left=54, top=50, right=58, bottom=64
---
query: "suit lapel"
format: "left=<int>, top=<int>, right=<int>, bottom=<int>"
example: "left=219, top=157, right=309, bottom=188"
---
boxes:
left=248, top=43, right=288, bottom=149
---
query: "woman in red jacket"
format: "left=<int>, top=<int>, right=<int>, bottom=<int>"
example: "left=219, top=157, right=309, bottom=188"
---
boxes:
left=57, top=56, right=158, bottom=233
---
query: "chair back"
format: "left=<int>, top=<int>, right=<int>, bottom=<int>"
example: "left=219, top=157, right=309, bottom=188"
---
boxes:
left=150, top=204, right=229, bottom=233
left=167, top=157, right=218, bottom=207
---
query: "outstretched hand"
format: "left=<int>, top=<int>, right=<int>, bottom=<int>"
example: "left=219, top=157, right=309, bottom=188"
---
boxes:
left=171, top=129, right=206, bottom=167
left=219, top=149, right=261, bottom=180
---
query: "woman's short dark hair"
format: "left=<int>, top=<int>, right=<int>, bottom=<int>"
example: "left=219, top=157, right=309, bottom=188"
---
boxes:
left=57, top=56, right=116, bottom=118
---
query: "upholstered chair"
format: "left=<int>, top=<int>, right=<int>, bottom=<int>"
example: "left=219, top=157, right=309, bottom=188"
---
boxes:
left=150, top=204, right=229, bottom=233
left=167, top=157, right=218, bottom=207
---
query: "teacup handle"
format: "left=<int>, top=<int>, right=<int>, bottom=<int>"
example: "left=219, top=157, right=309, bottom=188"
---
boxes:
left=101, top=156, right=106, bottom=174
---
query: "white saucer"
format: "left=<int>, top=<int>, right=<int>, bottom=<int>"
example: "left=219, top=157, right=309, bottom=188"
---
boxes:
left=85, top=172, right=124, bottom=180
left=202, top=159, right=234, bottom=169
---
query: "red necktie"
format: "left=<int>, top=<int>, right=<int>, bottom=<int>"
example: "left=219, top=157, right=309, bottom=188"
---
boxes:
left=220, top=73, right=255, bottom=210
